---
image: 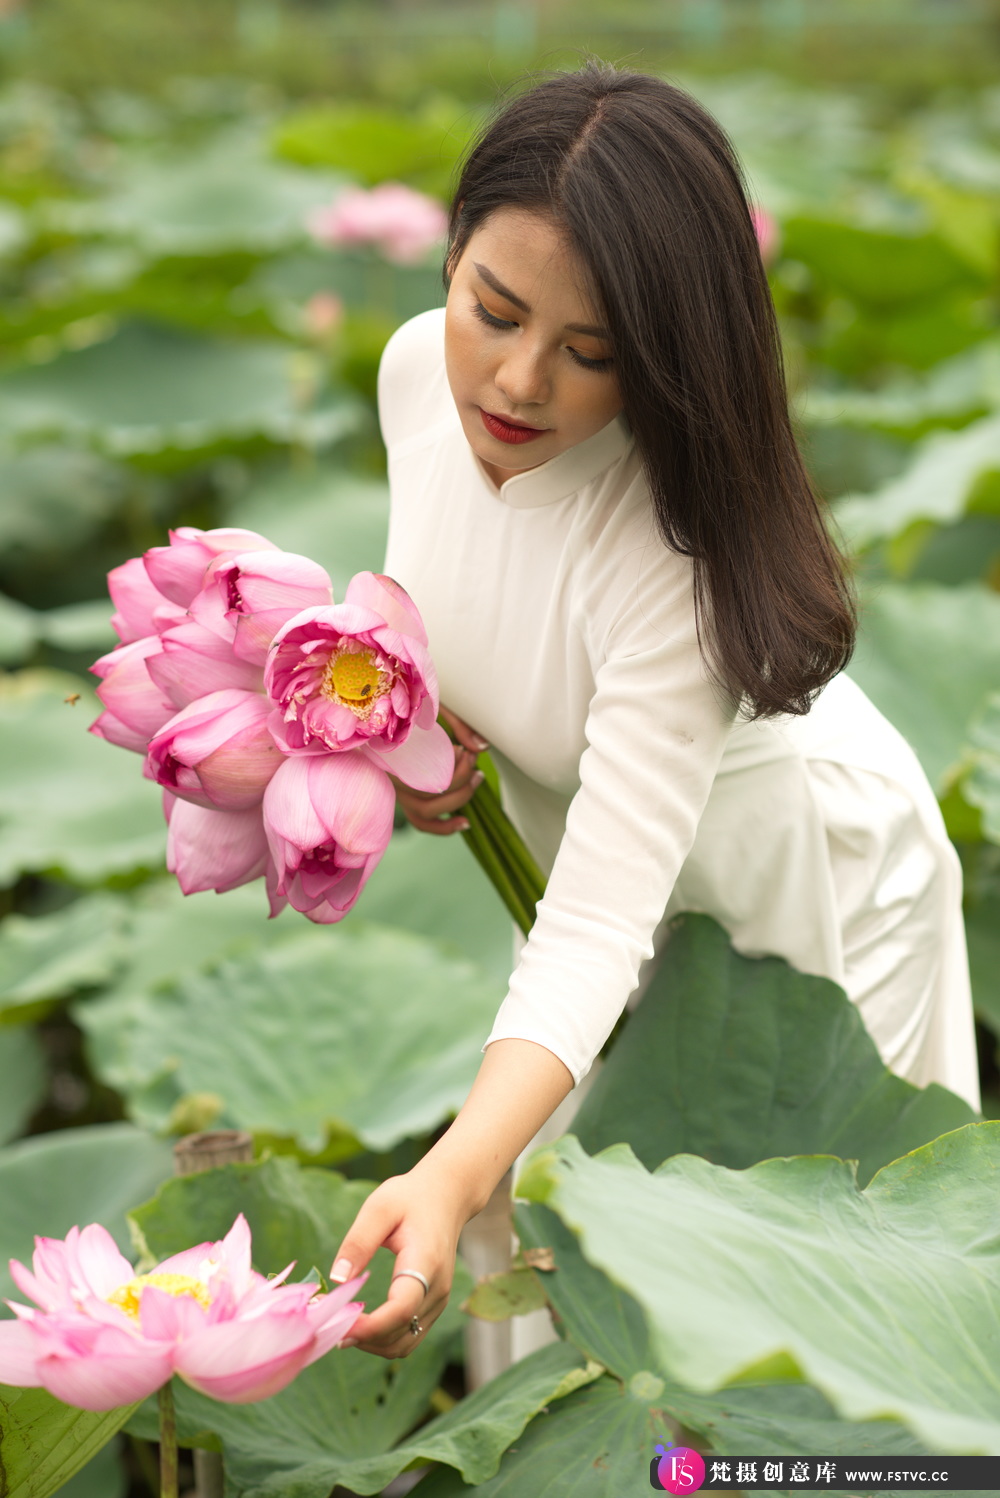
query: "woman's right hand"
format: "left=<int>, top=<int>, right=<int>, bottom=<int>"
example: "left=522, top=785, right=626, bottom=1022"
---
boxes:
left=393, top=706, right=489, bottom=836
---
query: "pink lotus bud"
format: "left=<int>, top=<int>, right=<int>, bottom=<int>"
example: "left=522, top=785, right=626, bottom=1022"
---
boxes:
left=145, top=689, right=283, bottom=812
left=751, top=205, right=780, bottom=266
left=263, top=751, right=395, bottom=924
left=190, top=550, right=334, bottom=667
left=0, top=1216, right=365, bottom=1411
left=264, top=572, right=452, bottom=791
left=165, top=793, right=270, bottom=894
left=89, top=636, right=179, bottom=753
left=307, top=183, right=448, bottom=266
left=303, top=291, right=344, bottom=342
left=143, top=527, right=280, bottom=609
left=146, top=619, right=264, bottom=709
left=108, top=557, right=186, bottom=644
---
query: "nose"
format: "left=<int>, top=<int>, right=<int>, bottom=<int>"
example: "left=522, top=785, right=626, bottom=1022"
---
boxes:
left=494, top=337, right=551, bottom=410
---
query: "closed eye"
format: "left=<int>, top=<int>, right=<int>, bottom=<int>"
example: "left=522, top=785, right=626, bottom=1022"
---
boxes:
left=472, top=298, right=614, bottom=373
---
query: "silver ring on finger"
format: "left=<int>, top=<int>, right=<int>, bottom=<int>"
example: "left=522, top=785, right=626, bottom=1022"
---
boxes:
left=392, top=1269, right=430, bottom=1296
left=409, top=1315, right=423, bottom=1337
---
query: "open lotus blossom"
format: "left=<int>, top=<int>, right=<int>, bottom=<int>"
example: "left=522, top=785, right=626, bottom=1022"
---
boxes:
left=91, top=636, right=180, bottom=754
left=263, top=751, right=396, bottom=922
left=145, top=689, right=284, bottom=812
left=165, top=793, right=270, bottom=895
left=307, top=183, right=448, bottom=265
left=265, top=572, right=453, bottom=792
left=0, top=1216, right=365, bottom=1412
left=144, top=527, right=279, bottom=610
left=190, top=550, right=334, bottom=667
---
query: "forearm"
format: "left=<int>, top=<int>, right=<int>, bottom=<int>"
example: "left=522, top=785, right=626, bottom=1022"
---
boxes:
left=411, top=1038, right=574, bottom=1218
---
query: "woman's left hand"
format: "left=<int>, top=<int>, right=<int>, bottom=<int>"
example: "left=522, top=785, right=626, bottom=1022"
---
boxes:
left=330, top=1165, right=473, bottom=1359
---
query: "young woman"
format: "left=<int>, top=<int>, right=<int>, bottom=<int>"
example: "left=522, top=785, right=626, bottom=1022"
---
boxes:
left=329, top=63, right=980, bottom=1359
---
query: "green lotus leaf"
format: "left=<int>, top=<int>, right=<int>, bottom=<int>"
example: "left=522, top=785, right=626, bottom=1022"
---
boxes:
left=0, top=673, right=164, bottom=886
left=847, top=582, right=1000, bottom=791
left=0, top=1026, right=47, bottom=1146
left=80, top=920, right=501, bottom=1152
left=0, top=893, right=129, bottom=1024
left=573, top=913, right=975, bottom=1185
left=964, top=692, right=1000, bottom=842
left=0, top=1388, right=135, bottom=1498
left=517, top=1126, right=1000, bottom=1454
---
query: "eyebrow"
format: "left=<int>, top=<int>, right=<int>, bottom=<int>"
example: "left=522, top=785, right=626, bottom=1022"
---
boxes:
left=472, top=262, right=610, bottom=339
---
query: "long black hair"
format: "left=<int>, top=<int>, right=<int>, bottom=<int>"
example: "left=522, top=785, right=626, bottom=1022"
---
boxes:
left=446, top=62, right=855, bottom=719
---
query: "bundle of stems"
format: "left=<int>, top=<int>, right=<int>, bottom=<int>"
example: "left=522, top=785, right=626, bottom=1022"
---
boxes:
left=445, top=732, right=546, bottom=937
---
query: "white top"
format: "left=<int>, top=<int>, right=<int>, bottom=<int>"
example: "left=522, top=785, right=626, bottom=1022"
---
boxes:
left=379, top=309, right=981, bottom=1113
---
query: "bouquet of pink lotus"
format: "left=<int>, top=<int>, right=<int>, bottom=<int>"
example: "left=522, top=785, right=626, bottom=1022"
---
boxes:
left=89, top=526, right=455, bottom=923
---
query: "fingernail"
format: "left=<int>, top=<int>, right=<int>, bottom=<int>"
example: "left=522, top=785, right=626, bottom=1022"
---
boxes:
left=472, top=736, right=489, bottom=751
left=331, top=1259, right=353, bottom=1282
left=456, top=819, right=470, bottom=833
left=341, top=1337, right=358, bottom=1348
left=471, top=771, right=484, bottom=788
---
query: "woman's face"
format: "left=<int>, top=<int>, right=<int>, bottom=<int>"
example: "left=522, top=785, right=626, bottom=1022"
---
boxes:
left=445, top=207, right=622, bottom=487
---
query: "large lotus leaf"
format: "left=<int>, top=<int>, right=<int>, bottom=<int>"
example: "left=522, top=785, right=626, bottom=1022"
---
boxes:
left=0, top=672, right=164, bottom=886
left=53, top=1437, right=125, bottom=1498
left=416, top=1368, right=932, bottom=1498
left=353, top=829, right=514, bottom=989
left=273, top=102, right=475, bottom=198
left=0, top=323, right=362, bottom=461
left=964, top=693, right=1000, bottom=843
left=518, top=1126, right=1000, bottom=1454
left=48, top=129, right=347, bottom=257
left=0, top=599, right=117, bottom=670
left=0, top=1123, right=173, bottom=1307
left=226, top=465, right=389, bottom=600
left=847, top=582, right=1000, bottom=791
left=0, top=447, right=128, bottom=560
left=0, top=894, right=129, bottom=1024
left=572, top=913, right=975, bottom=1185
left=128, top=1158, right=581, bottom=1498
left=0, top=594, right=37, bottom=666
left=780, top=217, right=976, bottom=305
left=80, top=922, right=500, bottom=1151
left=803, top=340, right=1000, bottom=442
left=0, top=1388, right=136, bottom=1498
left=835, top=411, right=1000, bottom=551
left=0, top=1026, right=47, bottom=1145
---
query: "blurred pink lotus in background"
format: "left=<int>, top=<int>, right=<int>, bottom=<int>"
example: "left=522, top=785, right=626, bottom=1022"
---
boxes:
left=265, top=571, right=452, bottom=789
left=91, top=532, right=448, bottom=923
left=751, top=205, right=780, bottom=265
left=303, top=291, right=345, bottom=342
left=308, top=183, right=448, bottom=265
left=0, top=1215, right=365, bottom=1411
left=263, top=751, right=397, bottom=922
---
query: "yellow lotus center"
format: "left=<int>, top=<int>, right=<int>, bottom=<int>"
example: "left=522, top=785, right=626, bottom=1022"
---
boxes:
left=323, top=647, right=385, bottom=716
left=107, top=1272, right=211, bottom=1322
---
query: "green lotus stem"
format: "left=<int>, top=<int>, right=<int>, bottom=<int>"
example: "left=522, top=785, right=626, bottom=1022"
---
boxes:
left=437, top=719, right=548, bottom=935
left=159, top=1381, right=179, bottom=1498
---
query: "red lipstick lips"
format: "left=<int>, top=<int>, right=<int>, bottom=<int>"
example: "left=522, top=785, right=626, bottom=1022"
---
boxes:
left=480, top=408, right=546, bottom=445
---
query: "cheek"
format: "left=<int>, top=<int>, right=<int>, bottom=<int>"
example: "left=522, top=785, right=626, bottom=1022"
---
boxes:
left=444, top=307, right=490, bottom=395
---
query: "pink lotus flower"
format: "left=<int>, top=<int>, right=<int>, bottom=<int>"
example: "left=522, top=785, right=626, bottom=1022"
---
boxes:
left=146, top=619, right=264, bottom=709
left=308, top=183, right=448, bottom=265
left=108, top=557, right=186, bottom=645
left=303, top=291, right=344, bottom=342
left=751, top=205, right=780, bottom=265
left=145, top=689, right=283, bottom=811
left=0, top=1216, right=365, bottom=1411
left=165, top=794, right=270, bottom=895
left=90, top=636, right=179, bottom=754
left=263, top=751, right=395, bottom=923
left=190, top=550, right=334, bottom=668
left=265, top=572, right=453, bottom=792
left=144, top=528, right=279, bottom=609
